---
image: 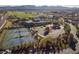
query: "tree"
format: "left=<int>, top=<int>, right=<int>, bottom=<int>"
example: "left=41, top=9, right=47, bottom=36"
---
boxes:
left=64, top=23, right=71, bottom=33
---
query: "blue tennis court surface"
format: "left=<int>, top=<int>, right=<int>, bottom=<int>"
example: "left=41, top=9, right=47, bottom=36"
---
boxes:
left=2, top=28, right=34, bottom=49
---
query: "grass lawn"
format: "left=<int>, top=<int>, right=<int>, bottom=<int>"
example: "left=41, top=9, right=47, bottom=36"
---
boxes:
left=8, top=11, right=38, bottom=18
left=4, top=20, right=12, bottom=28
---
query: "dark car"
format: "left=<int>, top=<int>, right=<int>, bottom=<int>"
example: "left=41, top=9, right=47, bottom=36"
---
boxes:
left=52, top=25, right=60, bottom=29
left=76, top=31, right=79, bottom=38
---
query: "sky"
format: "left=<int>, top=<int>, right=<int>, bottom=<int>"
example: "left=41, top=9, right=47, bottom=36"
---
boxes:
left=0, top=0, right=79, bottom=7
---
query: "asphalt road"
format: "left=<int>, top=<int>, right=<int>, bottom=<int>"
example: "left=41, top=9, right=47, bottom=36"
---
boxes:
left=0, top=14, right=8, bottom=30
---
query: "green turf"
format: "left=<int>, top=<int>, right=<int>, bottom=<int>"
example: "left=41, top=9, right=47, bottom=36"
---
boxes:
left=8, top=11, right=38, bottom=19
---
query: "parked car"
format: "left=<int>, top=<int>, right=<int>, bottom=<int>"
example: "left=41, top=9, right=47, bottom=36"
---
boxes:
left=52, top=25, right=60, bottom=29
left=76, top=31, right=79, bottom=38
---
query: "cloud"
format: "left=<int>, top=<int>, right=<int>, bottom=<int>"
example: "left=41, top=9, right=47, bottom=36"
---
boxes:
left=0, top=0, right=79, bottom=6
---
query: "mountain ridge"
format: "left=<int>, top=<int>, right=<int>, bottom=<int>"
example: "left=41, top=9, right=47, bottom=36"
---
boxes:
left=0, top=5, right=79, bottom=12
